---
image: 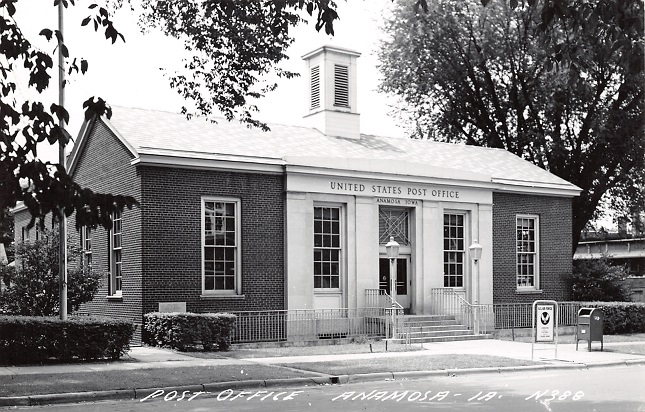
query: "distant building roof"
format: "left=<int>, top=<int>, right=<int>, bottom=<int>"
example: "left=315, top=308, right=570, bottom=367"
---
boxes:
left=69, top=106, right=581, bottom=197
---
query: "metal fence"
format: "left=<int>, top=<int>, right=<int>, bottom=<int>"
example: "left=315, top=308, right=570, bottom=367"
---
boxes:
left=228, top=299, right=587, bottom=343
left=229, top=307, right=390, bottom=344
left=491, top=301, right=584, bottom=330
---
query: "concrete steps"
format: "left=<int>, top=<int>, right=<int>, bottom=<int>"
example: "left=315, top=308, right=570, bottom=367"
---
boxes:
left=391, top=315, right=492, bottom=344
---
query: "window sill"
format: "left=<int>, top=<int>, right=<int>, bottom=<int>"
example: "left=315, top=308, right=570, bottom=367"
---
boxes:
left=107, top=295, right=123, bottom=301
left=200, top=294, right=246, bottom=300
left=516, top=289, right=543, bottom=295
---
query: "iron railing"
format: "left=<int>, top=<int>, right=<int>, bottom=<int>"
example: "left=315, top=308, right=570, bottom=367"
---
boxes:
left=229, top=307, right=389, bottom=344
left=491, top=301, right=584, bottom=329
left=428, top=288, right=494, bottom=334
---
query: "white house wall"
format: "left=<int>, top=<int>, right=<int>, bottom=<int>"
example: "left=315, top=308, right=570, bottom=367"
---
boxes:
left=285, top=171, right=495, bottom=313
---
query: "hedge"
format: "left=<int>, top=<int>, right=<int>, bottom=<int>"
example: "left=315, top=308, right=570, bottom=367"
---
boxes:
left=0, top=315, right=134, bottom=365
left=143, top=312, right=236, bottom=351
left=580, top=302, right=645, bottom=335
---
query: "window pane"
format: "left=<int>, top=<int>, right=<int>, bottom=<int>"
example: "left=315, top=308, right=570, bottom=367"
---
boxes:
left=516, top=217, right=538, bottom=289
left=203, top=200, right=238, bottom=291
left=443, top=213, right=465, bottom=288
left=313, top=206, right=342, bottom=290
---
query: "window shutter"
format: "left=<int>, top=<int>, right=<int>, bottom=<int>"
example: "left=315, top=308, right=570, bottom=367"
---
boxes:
left=334, top=64, right=349, bottom=107
left=310, top=66, right=320, bottom=109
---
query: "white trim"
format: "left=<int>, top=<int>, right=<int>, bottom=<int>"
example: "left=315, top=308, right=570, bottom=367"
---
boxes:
left=68, top=115, right=139, bottom=176
left=201, top=196, right=242, bottom=296
left=133, top=151, right=284, bottom=174
left=516, top=214, right=540, bottom=291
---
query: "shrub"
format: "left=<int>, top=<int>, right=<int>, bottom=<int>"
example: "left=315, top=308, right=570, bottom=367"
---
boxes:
left=0, top=315, right=134, bottom=365
left=569, top=259, right=632, bottom=302
left=579, top=302, right=645, bottom=335
left=0, top=228, right=101, bottom=316
left=143, top=312, right=236, bottom=351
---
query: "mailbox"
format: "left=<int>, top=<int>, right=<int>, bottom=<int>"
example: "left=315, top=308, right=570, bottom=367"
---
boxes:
left=576, top=307, right=603, bottom=351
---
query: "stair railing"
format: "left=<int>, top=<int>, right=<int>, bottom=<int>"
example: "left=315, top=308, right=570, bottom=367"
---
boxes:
left=429, top=288, right=492, bottom=335
left=365, top=288, right=404, bottom=339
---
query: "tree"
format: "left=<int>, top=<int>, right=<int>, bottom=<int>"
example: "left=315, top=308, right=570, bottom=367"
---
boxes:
left=0, top=0, right=340, bottom=230
left=569, top=258, right=632, bottom=302
left=378, top=0, right=645, bottom=248
left=0, top=228, right=101, bottom=315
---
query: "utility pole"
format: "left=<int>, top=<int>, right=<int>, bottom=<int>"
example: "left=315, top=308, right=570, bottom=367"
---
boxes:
left=58, top=1, right=68, bottom=320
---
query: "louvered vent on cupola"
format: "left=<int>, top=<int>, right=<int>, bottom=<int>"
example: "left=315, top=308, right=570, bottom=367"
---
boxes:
left=310, top=65, right=321, bottom=109
left=302, top=45, right=361, bottom=139
left=333, top=64, right=349, bottom=107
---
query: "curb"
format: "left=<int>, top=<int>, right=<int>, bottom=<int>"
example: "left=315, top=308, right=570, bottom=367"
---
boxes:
left=1, top=360, right=644, bottom=407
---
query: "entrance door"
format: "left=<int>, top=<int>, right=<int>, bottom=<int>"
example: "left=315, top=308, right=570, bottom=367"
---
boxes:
left=379, top=257, right=410, bottom=312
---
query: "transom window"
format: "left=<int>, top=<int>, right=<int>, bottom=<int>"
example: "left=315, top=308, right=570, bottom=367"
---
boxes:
left=517, top=215, right=539, bottom=289
left=443, top=213, right=465, bottom=287
left=314, top=206, right=341, bottom=289
left=379, top=207, right=410, bottom=246
left=202, top=199, right=240, bottom=294
left=110, top=211, right=122, bottom=296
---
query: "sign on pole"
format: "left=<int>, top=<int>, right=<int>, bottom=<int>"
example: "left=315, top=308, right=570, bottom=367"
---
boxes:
left=532, top=300, right=559, bottom=360
left=535, top=303, right=555, bottom=342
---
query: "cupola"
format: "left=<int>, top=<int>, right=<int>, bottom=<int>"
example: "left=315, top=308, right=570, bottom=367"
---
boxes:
left=302, top=46, right=361, bottom=139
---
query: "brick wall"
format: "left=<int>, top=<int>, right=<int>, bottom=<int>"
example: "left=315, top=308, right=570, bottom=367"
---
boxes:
left=139, top=166, right=285, bottom=316
left=70, top=119, right=144, bottom=342
left=492, top=192, right=573, bottom=303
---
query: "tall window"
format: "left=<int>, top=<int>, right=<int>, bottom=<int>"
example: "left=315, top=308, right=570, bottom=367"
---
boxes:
left=443, top=213, right=465, bottom=287
left=314, top=206, right=341, bottom=289
left=110, top=211, right=122, bottom=296
left=517, top=215, right=539, bottom=289
left=203, top=198, right=239, bottom=294
left=81, top=226, right=92, bottom=270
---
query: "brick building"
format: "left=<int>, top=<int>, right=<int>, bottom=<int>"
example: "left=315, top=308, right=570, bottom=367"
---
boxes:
left=13, top=46, right=580, bottom=338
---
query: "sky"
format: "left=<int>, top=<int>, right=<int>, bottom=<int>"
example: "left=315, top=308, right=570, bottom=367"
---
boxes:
left=12, top=1, right=406, bottom=163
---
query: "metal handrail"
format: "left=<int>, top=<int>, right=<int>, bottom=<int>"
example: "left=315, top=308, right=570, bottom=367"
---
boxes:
left=429, top=288, right=492, bottom=334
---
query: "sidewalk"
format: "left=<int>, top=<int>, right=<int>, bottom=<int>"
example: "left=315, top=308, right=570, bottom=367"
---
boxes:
left=1, top=339, right=644, bottom=407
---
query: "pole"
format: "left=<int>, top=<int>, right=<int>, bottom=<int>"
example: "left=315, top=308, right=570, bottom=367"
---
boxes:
left=58, top=2, right=68, bottom=320
left=389, top=257, right=396, bottom=339
left=474, top=259, right=479, bottom=334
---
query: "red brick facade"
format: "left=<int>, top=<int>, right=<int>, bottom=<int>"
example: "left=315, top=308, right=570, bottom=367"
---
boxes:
left=492, top=192, right=573, bottom=303
left=138, top=166, right=285, bottom=315
left=68, top=120, right=144, bottom=341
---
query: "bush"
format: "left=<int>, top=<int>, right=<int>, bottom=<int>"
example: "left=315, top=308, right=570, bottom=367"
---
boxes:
left=569, top=259, right=632, bottom=302
left=579, top=302, right=645, bottom=335
left=143, top=312, right=236, bottom=351
left=0, top=315, right=134, bottom=365
left=0, top=228, right=102, bottom=316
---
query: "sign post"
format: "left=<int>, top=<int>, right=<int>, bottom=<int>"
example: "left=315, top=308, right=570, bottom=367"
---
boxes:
left=532, top=300, right=559, bottom=360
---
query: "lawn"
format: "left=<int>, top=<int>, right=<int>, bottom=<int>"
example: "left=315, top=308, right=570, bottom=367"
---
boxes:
left=189, top=339, right=421, bottom=359
left=0, top=364, right=317, bottom=397
left=278, top=354, right=541, bottom=375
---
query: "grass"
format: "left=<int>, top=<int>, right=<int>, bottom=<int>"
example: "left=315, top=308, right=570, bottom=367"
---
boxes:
left=0, top=364, right=317, bottom=397
left=188, top=339, right=421, bottom=360
left=278, top=354, right=541, bottom=375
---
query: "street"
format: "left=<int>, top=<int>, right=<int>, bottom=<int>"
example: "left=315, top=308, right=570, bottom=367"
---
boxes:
left=8, top=365, right=645, bottom=412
